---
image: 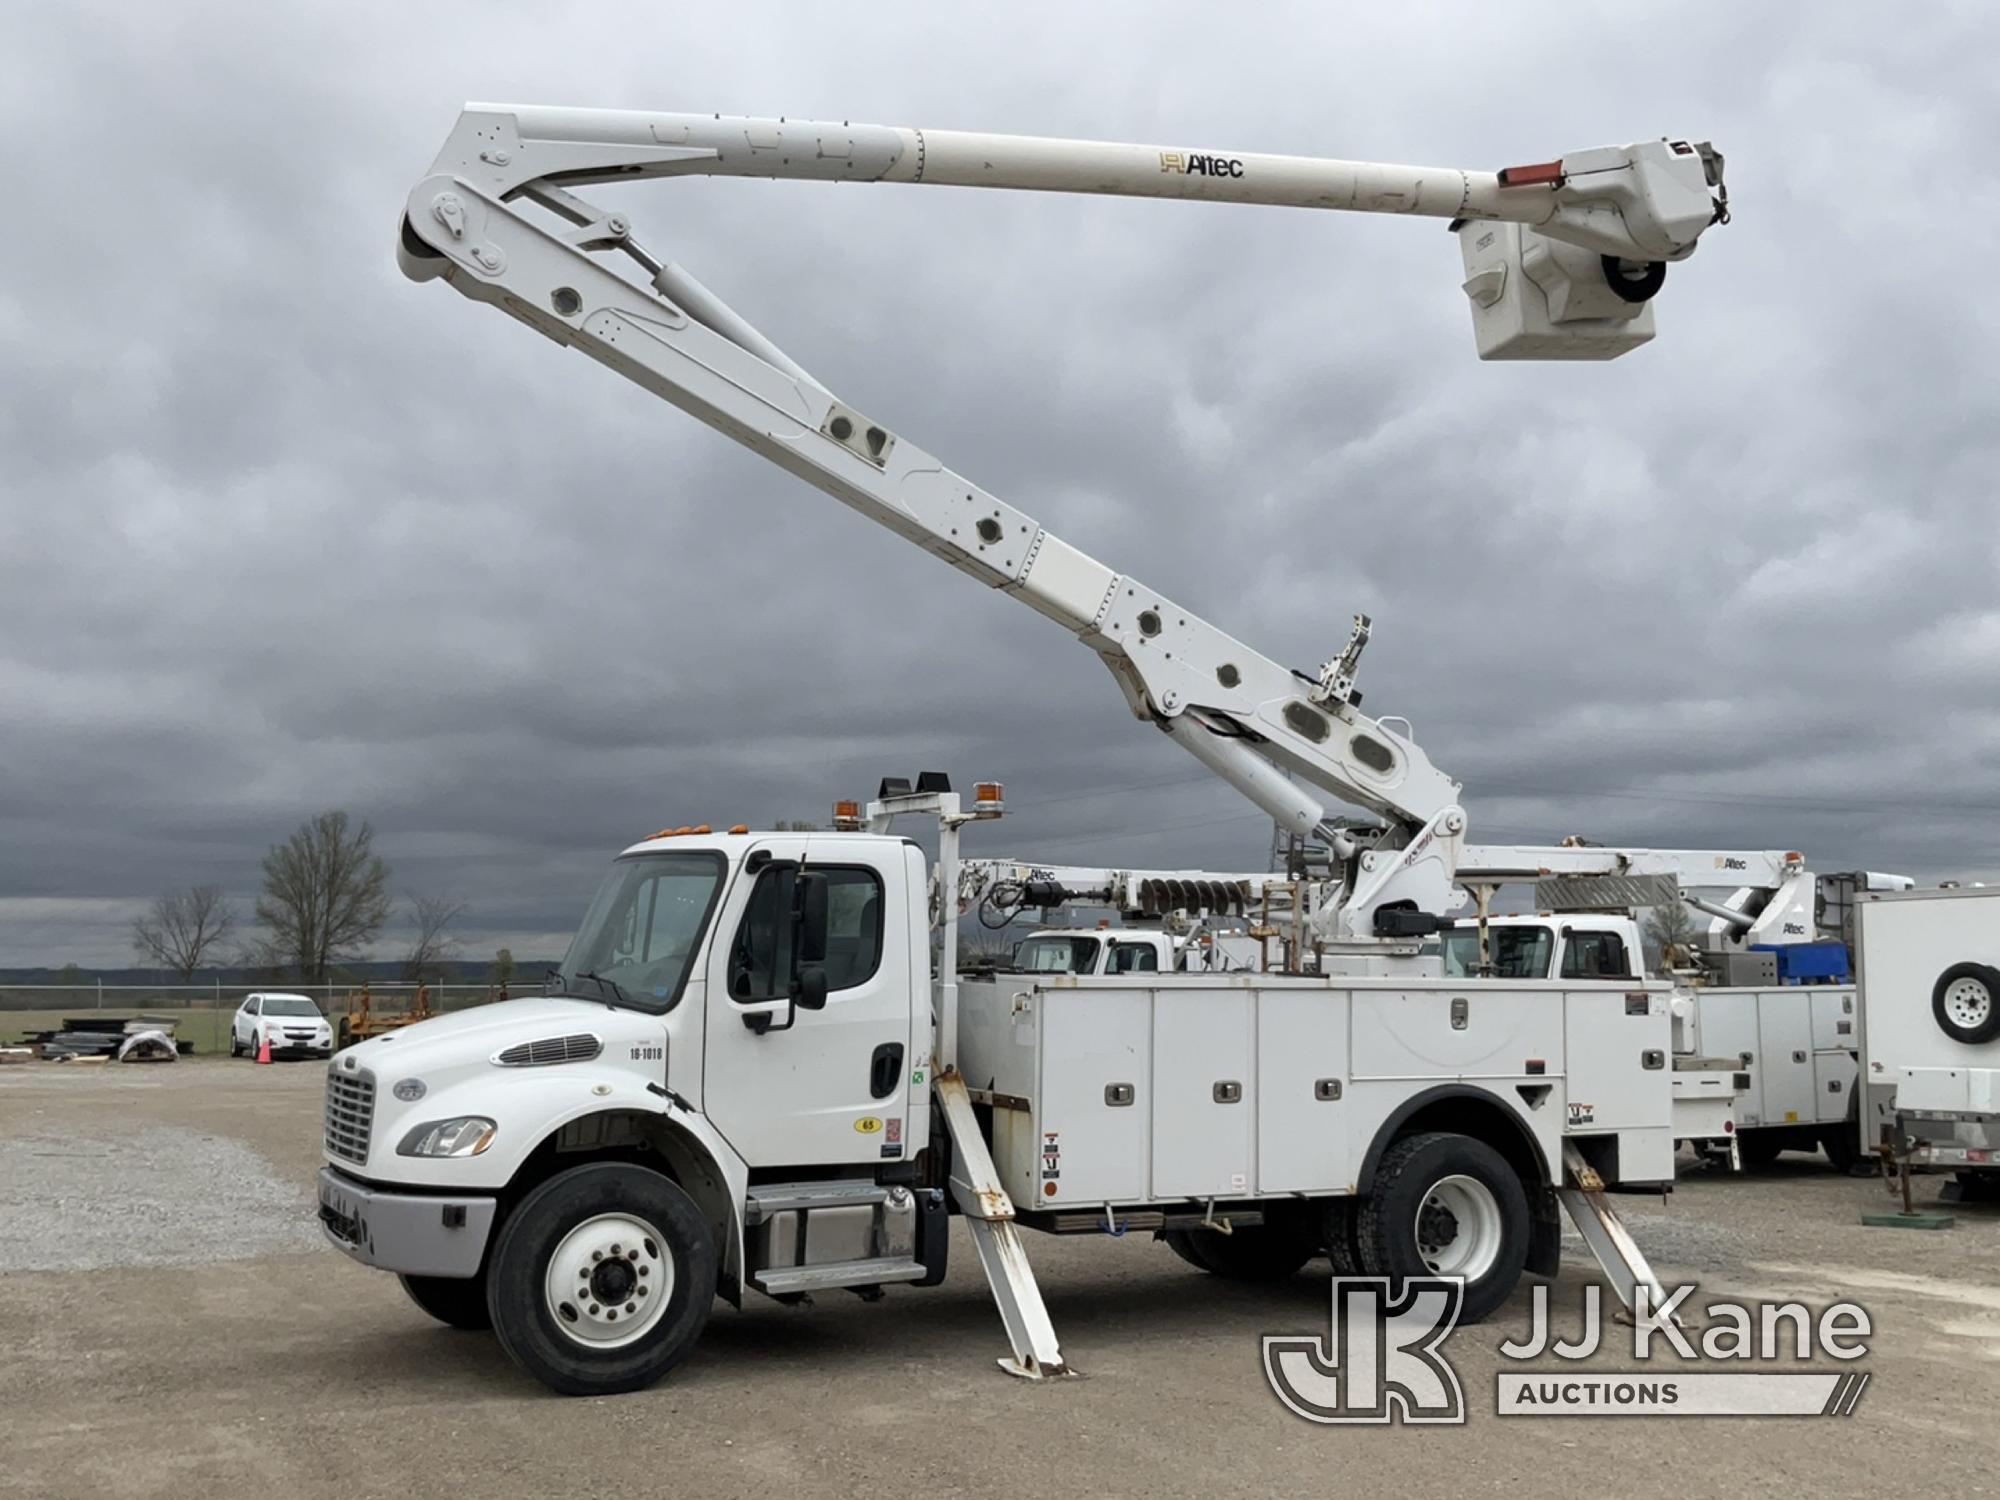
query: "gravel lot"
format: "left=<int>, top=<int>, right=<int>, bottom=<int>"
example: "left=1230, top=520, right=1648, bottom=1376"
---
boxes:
left=3, top=1059, right=1998, bottom=1500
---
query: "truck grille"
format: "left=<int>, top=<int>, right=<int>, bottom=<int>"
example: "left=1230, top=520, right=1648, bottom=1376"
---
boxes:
left=494, top=1033, right=602, bottom=1067
left=324, top=1067, right=375, bottom=1164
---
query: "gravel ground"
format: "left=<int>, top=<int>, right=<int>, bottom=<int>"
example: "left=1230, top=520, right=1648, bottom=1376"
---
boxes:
left=3, top=1059, right=1998, bottom=1500
left=0, top=1121, right=324, bottom=1270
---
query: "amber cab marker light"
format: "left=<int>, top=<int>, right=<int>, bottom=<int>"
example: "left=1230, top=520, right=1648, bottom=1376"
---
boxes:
left=728, top=824, right=749, bottom=835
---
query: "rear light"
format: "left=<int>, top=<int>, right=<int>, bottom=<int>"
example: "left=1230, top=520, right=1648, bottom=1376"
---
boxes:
left=1724, top=1121, right=1735, bottom=1133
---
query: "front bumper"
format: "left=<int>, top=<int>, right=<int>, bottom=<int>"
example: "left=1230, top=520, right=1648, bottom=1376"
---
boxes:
left=316, top=1165, right=498, bottom=1278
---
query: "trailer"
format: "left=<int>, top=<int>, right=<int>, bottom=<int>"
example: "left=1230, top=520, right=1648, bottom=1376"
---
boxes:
left=1857, top=886, right=2000, bottom=1198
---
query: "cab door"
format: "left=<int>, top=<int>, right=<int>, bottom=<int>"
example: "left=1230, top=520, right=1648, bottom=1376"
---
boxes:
left=701, top=839, right=915, bottom=1168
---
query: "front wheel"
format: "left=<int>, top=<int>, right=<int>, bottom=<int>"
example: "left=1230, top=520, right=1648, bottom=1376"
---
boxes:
left=1357, top=1132, right=1529, bottom=1324
left=486, top=1163, right=715, bottom=1396
left=401, top=1272, right=493, bottom=1330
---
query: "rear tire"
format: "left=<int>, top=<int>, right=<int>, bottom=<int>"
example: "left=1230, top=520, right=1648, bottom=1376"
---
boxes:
left=229, top=1032, right=243, bottom=1058
left=1357, top=1132, right=1529, bottom=1325
left=400, top=1272, right=493, bottom=1330
left=1319, top=1197, right=1366, bottom=1277
left=486, top=1163, right=715, bottom=1396
left=1737, top=1133, right=1784, bottom=1168
left=1162, top=1211, right=1317, bottom=1282
left=1820, top=1126, right=1859, bottom=1174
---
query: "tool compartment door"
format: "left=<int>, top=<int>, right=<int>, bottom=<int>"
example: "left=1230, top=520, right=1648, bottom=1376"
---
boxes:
left=1756, top=991, right=1816, bottom=1127
left=1152, top=987, right=1253, bottom=1198
left=1256, top=990, right=1351, bottom=1193
left=1036, top=989, right=1150, bottom=1206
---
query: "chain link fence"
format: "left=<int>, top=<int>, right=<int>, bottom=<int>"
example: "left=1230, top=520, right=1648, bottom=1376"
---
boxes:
left=0, top=982, right=523, bottom=1055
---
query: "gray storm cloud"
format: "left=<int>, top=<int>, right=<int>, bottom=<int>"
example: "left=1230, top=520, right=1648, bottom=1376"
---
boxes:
left=3, top=3, right=1997, bottom=965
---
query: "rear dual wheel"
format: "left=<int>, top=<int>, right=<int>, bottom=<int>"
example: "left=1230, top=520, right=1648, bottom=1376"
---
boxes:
left=1356, top=1132, right=1529, bottom=1325
left=1163, top=1211, right=1318, bottom=1282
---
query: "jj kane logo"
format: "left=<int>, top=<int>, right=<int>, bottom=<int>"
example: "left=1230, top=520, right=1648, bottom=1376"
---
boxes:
left=1265, top=1279, right=1873, bottom=1424
left=1160, top=150, right=1245, bottom=178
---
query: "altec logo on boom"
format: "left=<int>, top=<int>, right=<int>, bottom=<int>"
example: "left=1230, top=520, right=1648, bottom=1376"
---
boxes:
left=1160, top=150, right=1245, bottom=177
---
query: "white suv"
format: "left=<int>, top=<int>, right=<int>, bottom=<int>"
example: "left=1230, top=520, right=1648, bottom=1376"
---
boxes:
left=231, top=993, right=334, bottom=1059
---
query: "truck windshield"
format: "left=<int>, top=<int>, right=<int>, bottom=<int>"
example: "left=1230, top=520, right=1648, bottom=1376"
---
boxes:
left=1439, top=924, right=1554, bottom=980
left=1013, top=935, right=1102, bottom=974
left=554, top=852, right=727, bottom=1013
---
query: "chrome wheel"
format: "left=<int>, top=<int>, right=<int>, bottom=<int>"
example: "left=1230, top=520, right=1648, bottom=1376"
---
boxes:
left=1414, top=1174, right=1503, bottom=1281
left=544, top=1212, right=674, bottom=1350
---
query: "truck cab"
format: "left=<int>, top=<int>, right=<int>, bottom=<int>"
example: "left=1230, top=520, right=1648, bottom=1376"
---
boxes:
left=1008, top=928, right=1176, bottom=976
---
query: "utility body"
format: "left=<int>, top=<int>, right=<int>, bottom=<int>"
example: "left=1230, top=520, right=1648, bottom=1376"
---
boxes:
left=328, top=102, right=1731, bottom=1395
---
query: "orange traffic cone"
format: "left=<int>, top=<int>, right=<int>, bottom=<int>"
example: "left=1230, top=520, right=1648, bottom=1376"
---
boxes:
left=256, top=1034, right=272, bottom=1065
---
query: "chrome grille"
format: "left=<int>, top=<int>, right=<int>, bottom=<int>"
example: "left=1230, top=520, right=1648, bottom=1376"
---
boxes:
left=494, top=1033, right=602, bottom=1067
left=324, top=1066, right=375, bottom=1164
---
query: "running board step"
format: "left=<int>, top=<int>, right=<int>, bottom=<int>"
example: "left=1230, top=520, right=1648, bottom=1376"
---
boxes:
left=744, top=1180, right=888, bottom=1224
left=749, top=1256, right=928, bottom=1296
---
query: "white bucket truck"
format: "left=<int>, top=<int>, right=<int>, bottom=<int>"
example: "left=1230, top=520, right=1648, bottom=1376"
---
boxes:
left=326, top=102, right=1732, bottom=1394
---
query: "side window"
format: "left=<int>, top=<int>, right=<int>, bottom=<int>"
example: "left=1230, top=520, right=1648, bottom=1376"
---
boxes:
left=245, top=998, right=260, bottom=1016
left=728, top=865, right=884, bottom=999
left=1561, top=931, right=1631, bottom=979
left=819, top=867, right=884, bottom=991
left=1109, top=942, right=1159, bottom=973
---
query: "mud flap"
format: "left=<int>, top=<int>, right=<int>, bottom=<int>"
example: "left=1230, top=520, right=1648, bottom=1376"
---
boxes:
left=1526, top=1184, right=1562, bottom=1279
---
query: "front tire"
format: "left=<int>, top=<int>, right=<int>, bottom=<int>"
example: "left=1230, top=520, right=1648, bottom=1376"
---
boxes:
left=486, top=1163, right=715, bottom=1396
left=401, top=1272, right=493, bottom=1330
left=1357, top=1132, right=1529, bottom=1324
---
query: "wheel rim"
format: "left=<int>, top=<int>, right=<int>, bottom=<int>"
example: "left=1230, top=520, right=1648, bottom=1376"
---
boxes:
left=1414, top=1174, right=1503, bottom=1281
left=1944, top=977, right=1993, bottom=1031
left=544, top=1213, right=674, bottom=1349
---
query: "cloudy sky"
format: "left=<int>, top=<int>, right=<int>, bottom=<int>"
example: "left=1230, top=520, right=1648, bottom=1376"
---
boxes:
left=5, top=4, right=1997, bottom=968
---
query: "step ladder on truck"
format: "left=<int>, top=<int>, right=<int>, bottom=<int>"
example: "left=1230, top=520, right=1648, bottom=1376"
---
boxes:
left=313, top=103, right=1728, bottom=1396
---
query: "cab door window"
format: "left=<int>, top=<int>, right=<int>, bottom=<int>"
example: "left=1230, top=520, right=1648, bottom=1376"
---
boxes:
left=1109, top=942, right=1159, bottom=973
left=730, top=865, right=883, bottom=999
left=1560, top=930, right=1633, bottom=980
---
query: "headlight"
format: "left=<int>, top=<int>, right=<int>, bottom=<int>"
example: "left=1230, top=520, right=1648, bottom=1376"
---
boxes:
left=397, top=1117, right=497, bottom=1158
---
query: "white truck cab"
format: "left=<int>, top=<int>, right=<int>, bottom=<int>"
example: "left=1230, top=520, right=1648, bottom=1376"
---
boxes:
left=1007, top=928, right=1176, bottom=976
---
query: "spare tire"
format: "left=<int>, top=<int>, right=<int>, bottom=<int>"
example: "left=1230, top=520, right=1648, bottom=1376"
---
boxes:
left=1932, top=962, right=2000, bottom=1045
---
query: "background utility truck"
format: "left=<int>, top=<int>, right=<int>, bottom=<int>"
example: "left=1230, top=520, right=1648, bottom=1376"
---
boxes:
left=337, top=102, right=1731, bottom=1394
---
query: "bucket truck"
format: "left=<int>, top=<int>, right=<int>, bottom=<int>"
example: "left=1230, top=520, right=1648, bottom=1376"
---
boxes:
left=1442, top=845, right=1916, bottom=1172
left=315, top=103, right=1731, bottom=1396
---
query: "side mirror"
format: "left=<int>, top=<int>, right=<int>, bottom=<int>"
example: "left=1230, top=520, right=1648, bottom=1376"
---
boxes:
left=792, top=965, right=828, bottom=1012
left=794, top=872, right=829, bottom=963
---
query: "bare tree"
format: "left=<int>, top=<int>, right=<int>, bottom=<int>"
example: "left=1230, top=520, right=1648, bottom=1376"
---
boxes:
left=255, top=810, right=392, bottom=981
left=490, top=947, right=517, bottom=986
left=1643, top=900, right=1697, bottom=968
left=772, top=819, right=822, bottom=831
left=401, top=894, right=466, bottom=981
left=131, top=884, right=236, bottom=981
